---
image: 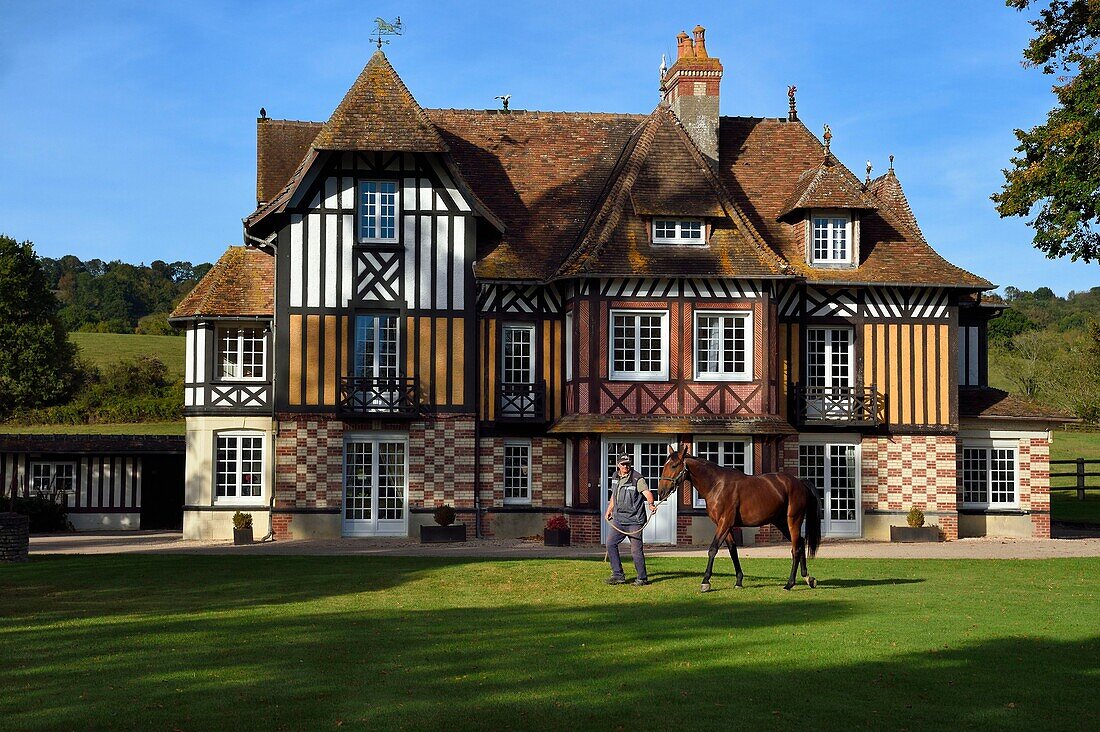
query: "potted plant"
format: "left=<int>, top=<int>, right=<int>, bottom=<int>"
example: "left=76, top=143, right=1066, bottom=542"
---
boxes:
left=420, top=504, right=466, bottom=543
left=890, top=506, right=942, bottom=542
left=232, top=511, right=254, bottom=545
left=544, top=515, right=570, bottom=547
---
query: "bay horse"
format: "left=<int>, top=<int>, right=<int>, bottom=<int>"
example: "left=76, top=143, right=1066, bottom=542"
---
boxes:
left=657, top=445, right=821, bottom=591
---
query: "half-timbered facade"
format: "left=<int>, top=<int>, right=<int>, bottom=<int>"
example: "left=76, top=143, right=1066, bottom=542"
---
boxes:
left=170, top=26, right=1071, bottom=543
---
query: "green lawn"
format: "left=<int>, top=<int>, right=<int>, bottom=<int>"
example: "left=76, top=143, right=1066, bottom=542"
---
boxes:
left=69, top=331, right=185, bottom=379
left=1050, top=430, right=1100, bottom=524
left=1, top=556, right=1096, bottom=730
left=0, top=421, right=184, bottom=435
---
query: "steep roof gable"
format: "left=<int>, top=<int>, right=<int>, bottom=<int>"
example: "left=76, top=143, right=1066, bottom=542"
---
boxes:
left=169, top=247, right=274, bottom=320
left=311, top=51, right=447, bottom=152
left=778, top=155, right=879, bottom=219
left=868, top=167, right=924, bottom=241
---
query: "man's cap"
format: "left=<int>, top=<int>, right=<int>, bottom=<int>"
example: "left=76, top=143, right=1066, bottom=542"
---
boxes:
left=617, top=454, right=632, bottom=465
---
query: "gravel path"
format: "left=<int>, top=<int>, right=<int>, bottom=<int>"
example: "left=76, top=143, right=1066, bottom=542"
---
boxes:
left=28, top=531, right=1100, bottom=559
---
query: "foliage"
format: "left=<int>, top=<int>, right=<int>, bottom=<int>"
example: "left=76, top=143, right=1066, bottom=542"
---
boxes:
left=433, top=504, right=456, bottom=527
left=232, top=511, right=253, bottom=530
left=906, top=506, right=926, bottom=528
left=0, top=236, right=81, bottom=419
left=545, top=515, right=569, bottom=531
left=994, top=1, right=1100, bottom=261
left=10, top=495, right=71, bottom=533
left=38, top=254, right=211, bottom=334
left=69, top=332, right=185, bottom=381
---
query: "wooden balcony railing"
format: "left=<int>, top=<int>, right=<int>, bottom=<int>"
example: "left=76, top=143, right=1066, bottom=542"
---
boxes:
left=339, top=376, right=418, bottom=416
left=794, top=384, right=884, bottom=427
left=497, top=381, right=546, bottom=422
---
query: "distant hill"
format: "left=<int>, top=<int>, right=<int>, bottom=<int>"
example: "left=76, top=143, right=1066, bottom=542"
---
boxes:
left=69, top=332, right=185, bottom=380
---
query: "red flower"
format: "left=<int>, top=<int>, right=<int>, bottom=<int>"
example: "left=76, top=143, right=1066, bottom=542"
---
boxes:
left=545, top=515, right=568, bottom=531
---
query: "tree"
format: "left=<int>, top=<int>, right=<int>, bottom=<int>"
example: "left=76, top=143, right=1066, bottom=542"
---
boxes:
left=993, top=1, right=1100, bottom=261
left=0, top=236, right=79, bottom=418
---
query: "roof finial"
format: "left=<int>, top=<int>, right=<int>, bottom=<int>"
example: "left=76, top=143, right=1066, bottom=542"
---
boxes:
left=659, top=53, right=668, bottom=97
left=787, top=85, right=798, bottom=121
left=495, top=94, right=511, bottom=112
left=823, top=123, right=832, bottom=157
left=865, top=160, right=872, bottom=186
left=889, top=154, right=895, bottom=172
left=370, top=16, right=403, bottom=50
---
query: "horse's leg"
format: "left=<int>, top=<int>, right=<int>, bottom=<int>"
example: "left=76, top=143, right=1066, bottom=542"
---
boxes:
left=773, top=520, right=799, bottom=591
left=797, top=513, right=817, bottom=589
left=725, top=530, right=744, bottom=588
left=700, top=529, right=724, bottom=593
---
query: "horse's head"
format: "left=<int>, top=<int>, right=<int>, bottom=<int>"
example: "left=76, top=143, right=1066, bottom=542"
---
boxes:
left=657, top=443, right=692, bottom=501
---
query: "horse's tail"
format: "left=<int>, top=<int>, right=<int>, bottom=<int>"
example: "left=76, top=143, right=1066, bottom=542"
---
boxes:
left=801, top=479, right=821, bottom=559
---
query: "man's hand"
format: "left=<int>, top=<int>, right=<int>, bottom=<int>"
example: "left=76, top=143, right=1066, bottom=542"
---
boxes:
left=605, top=510, right=613, bottom=521
left=648, top=502, right=657, bottom=514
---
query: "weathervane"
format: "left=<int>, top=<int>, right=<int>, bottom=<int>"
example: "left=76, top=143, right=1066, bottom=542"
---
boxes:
left=370, top=16, right=403, bottom=49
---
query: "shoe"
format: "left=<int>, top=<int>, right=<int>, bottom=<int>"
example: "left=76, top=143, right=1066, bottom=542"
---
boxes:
left=605, top=576, right=627, bottom=585
left=633, top=578, right=649, bottom=586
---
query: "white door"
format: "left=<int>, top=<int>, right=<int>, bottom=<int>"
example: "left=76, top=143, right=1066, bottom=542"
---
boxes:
left=343, top=434, right=408, bottom=536
left=805, top=327, right=853, bottom=419
left=600, top=437, right=677, bottom=544
left=501, top=323, right=536, bottom=416
left=798, top=441, right=860, bottom=537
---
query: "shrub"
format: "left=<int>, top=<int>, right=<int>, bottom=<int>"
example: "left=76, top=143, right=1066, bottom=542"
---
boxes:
left=907, top=506, right=925, bottom=528
left=232, top=511, right=253, bottom=530
left=545, top=515, right=568, bottom=531
left=12, top=495, right=71, bottom=533
left=433, top=504, right=456, bottom=527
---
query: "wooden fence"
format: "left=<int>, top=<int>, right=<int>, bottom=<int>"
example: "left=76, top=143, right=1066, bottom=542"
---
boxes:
left=1050, top=458, right=1100, bottom=501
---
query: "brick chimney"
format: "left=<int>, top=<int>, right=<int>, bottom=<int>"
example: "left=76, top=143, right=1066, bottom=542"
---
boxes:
left=661, top=25, right=723, bottom=166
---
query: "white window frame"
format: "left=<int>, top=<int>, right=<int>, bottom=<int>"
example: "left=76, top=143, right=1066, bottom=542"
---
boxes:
left=342, top=432, right=409, bottom=536
left=503, top=439, right=532, bottom=505
left=692, top=438, right=752, bottom=508
left=960, top=441, right=1019, bottom=509
left=216, top=325, right=267, bottom=382
left=358, top=180, right=399, bottom=244
left=652, top=218, right=706, bottom=245
left=809, top=210, right=853, bottom=264
left=797, top=433, right=862, bottom=537
left=609, top=309, right=669, bottom=381
left=564, top=438, right=574, bottom=508
left=693, top=310, right=753, bottom=381
left=214, top=431, right=265, bottom=506
left=29, top=461, right=77, bottom=497
left=353, top=313, right=401, bottom=378
left=565, top=310, right=574, bottom=381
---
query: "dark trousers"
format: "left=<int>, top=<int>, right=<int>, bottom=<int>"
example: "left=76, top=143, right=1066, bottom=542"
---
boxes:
left=606, top=521, right=647, bottom=581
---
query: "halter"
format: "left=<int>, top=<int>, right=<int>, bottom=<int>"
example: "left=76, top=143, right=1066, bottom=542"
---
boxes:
left=656, top=462, right=690, bottom=498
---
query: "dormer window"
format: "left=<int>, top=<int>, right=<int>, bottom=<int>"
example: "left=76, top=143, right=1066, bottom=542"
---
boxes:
left=359, top=181, right=398, bottom=243
left=810, top=213, right=852, bottom=264
left=652, top=219, right=705, bottom=245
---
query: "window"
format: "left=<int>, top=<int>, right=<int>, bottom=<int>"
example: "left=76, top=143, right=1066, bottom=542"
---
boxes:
left=811, top=214, right=851, bottom=263
left=693, top=439, right=751, bottom=508
left=504, top=440, right=531, bottom=504
left=610, top=310, right=668, bottom=380
left=565, top=311, right=574, bottom=381
left=695, top=311, right=752, bottom=380
left=215, top=432, right=264, bottom=504
left=358, top=180, right=398, bottom=243
left=218, top=326, right=266, bottom=380
left=799, top=440, right=860, bottom=535
left=565, top=438, right=574, bottom=508
left=354, top=315, right=399, bottom=378
left=961, top=445, right=1017, bottom=508
left=29, top=462, right=76, bottom=497
left=502, top=324, right=536, bottom=384
left=805, top=327, right=854, bottom=420
left=344, top=437, right=407, bottom=528
left=652, top=219, right=705, bottom=245
left=958, top=325, right=982, bottom=386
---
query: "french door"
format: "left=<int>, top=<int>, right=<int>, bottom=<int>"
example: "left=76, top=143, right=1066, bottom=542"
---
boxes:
left=343, top=434, right=408, bottom=536
left=501, top=323, right=536, bottom=416
left=354, top=314, right=400, bottom=407
left=600, top=438, right=677, bottom=544
left=798, top=441, right=860, bottom=537
left=805, top=327, right=853, bottom=420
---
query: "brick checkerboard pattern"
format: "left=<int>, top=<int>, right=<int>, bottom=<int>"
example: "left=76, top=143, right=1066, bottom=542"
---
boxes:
left=863, top=435, right=959, bottom=541
left=477, top=437, right=565, bottom=537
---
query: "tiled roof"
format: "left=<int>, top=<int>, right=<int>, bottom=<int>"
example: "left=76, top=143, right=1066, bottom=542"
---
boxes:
left=549, top=414, right=796, bottom=435
left=169, top=247, right=274, bottom=320
left=719, top=117, right=991, bottom=288
left=312, top=51, right=447, bottom=153
left=0, top=434, right=185, bottom=454
left=777, top=155, right=879, bottom=218
left=257, top=119, right=322, bottom=204
left=556, top=107, right=789, bottom=280
left=427, top=109, right=647, bottom=280
left=959, top=387, right=1076, bottom=422
left=867, top=169, right=924, bottom=241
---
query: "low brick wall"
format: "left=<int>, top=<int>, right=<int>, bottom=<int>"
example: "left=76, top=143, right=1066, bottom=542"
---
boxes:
left=0, top=512, right=30, bottom=563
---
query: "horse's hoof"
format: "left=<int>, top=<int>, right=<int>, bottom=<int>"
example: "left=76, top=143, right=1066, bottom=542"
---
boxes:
left=734, top=583, right=743, bottom=590
left=808, top=577, right=817, bottom=589
left=783, top=583, right=794, bottom=591
left=700, top=583, right=711, bottom=593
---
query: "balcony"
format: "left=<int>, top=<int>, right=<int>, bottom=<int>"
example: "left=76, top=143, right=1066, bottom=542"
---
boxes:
left=793, top=384, right=884, bottom=428
left=339, top=376, right=419, bottom=417
left=496, top=381, right=547, bottom=422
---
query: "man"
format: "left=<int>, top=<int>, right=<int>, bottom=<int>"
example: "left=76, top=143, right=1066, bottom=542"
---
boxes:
left=605, top=454, right=657, bottom=586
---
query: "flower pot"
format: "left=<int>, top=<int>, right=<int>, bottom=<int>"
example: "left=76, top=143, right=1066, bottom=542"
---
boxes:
left=233, top=526, right=254, bottom=545
left=890, top=525, right=941, bottom=543
left=544, top=527, right=571, bottom=547
left=420, top=524, right=466, bottom=543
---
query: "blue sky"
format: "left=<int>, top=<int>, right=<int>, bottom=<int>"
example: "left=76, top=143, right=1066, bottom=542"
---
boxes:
left=1, top=1, right=1096, bottom=294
